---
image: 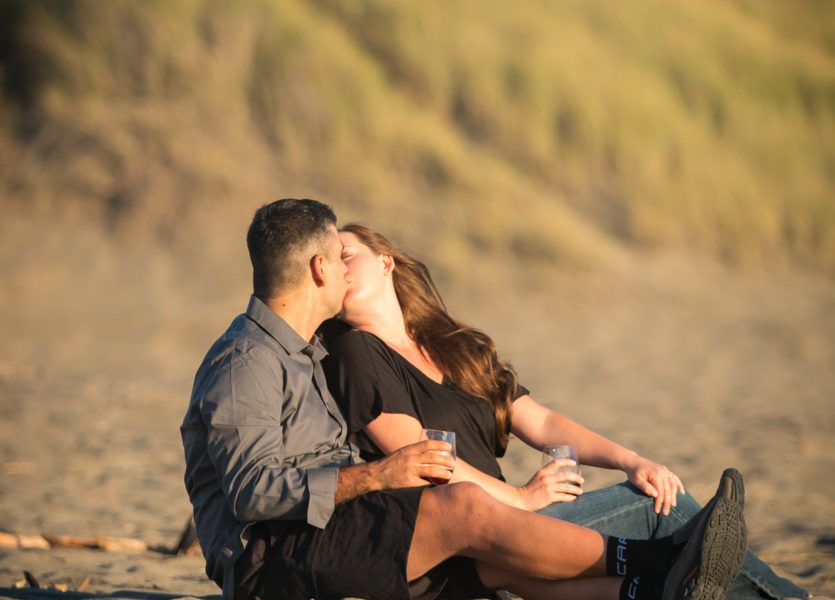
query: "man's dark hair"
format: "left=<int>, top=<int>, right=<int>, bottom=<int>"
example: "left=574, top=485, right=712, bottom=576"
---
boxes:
left=247, top=198, right=337, bottom=300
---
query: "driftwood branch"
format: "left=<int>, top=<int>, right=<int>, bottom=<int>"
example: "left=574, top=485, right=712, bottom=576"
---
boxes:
left=0, top=517, right=201, bottom=556
left=0, top=533, right=50, bottom=550
left=40, top=534, right=149, bottom=553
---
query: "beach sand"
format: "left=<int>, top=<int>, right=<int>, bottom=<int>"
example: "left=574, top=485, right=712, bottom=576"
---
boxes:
left=1, top=256, right=833, bottom=599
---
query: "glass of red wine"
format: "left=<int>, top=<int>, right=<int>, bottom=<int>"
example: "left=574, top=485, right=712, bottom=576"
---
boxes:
left=420, top=428, right=456, bottom=485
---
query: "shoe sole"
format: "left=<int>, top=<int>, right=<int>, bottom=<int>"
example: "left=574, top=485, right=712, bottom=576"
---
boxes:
left=663, top=490, right=748, bottom=599
left=672, top=468, right=745, bottom=547
left=721, top=468, right=745, bottom=510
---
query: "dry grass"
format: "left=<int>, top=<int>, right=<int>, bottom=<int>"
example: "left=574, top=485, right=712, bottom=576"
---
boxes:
left=0, top=0, right=832, bottom=273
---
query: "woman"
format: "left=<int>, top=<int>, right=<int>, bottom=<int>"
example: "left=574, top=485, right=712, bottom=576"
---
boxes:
left=321, top=223, right=807, bottom=600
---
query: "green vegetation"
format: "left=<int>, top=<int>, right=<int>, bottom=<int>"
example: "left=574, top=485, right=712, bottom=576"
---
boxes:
left=1, top=0, right=833, bottom=275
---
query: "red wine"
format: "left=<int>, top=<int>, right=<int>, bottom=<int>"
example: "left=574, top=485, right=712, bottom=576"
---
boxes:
left=422, top=474, right=451, bottom=485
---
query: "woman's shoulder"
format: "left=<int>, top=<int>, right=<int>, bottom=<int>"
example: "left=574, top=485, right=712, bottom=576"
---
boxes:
left=319, top=320, right=392, bottom=361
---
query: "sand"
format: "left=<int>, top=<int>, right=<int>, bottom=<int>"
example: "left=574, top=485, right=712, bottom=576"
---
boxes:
left=1, top=255, right=833, bottom=599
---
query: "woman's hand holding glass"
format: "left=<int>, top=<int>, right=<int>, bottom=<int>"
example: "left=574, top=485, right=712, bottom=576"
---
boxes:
left=518, top=457, right=584, bottom=511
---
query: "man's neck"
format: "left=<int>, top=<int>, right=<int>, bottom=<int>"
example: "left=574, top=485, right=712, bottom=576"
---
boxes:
left=265, top=292, right=325, bottom=343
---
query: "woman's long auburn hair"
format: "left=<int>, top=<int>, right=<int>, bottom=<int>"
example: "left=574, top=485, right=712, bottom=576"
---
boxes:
left=340, top=223, right=519, bottom=450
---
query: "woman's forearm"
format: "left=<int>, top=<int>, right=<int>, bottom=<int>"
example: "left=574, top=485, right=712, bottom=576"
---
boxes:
left=449, top=457, right=532, bottom=509
left=511, top=396, right=641, bottom=471
left=542, top=412, right=638, bottom=470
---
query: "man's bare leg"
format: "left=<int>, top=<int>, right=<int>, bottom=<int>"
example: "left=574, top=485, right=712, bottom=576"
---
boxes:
left=407, top=482, right=608, bottom=582
left=477, top=562, right=623, bottom=600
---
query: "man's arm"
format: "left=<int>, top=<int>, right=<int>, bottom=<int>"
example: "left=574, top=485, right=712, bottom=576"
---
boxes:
left=198, top=345, right=339, bottom=527
left=335, top=439, right=456, bottom=504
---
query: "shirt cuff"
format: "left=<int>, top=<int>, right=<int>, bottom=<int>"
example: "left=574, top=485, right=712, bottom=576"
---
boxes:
left=306, top=467, right=339, bottom=528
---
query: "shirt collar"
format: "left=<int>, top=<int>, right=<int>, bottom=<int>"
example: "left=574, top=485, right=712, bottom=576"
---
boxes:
left=245, top=295, right=328, bottom=361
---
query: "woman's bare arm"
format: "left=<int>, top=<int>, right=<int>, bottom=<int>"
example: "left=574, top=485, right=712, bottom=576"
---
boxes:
left=363, top=411, right=582, bottom=511
left=511, top=395, right=685, bottom=515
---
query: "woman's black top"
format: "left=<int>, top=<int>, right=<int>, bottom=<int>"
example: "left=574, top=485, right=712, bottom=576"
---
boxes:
left=321, top=326, right=529, bottom=482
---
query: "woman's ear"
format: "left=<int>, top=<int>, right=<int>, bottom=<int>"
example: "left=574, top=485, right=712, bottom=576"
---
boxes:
left=382, top=254, right=395, bottom=276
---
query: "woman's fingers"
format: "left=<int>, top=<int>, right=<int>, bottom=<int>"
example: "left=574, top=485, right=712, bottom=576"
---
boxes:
left=639, top=478, right=659, bottom=500
left=667, top=475, right=677, bottom=512
left=654, top=472, right=678, bottom=515
left=540, top=458, right=577, bottom=473
left=662, top=477, right=673, bottom=515
left=674, top=474, right=686, bottom=496
left=546, top=474, right=584, bottom=494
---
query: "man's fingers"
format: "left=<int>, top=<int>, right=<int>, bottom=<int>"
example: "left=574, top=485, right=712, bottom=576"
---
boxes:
left=409, top=440, right=455, bottom=468
left=412, top=439, right=452, bottom=453
left=419, top=451, right=455, bottom=469
left=420, top=464, right=453, bottom=483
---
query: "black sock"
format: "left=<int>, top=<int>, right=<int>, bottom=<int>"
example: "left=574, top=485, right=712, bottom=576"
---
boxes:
left=619, top=575, right=666, bottom=600
left=605, top=536, right=683, bottom=577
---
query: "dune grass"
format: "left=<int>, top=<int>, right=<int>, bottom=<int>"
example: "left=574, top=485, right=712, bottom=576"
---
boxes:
left=1, top=0, right=833, bottom=274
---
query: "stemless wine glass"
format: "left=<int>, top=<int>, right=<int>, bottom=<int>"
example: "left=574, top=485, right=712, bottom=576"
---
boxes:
left=541, top=444, right=581, bottom=485
left=419, top=428, right=456, bottom=485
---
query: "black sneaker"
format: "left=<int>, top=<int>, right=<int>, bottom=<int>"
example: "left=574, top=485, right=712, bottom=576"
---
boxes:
left=670, top=468, right=745, bottom=546
left=662, top=469, right=748, bottom=599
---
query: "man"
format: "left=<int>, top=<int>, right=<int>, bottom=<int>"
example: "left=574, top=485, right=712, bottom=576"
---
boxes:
left=181, top=198, right=747, bottom=600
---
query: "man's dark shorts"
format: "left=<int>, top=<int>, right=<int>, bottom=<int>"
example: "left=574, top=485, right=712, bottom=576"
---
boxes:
left=234, top=487, right=490, bottom=600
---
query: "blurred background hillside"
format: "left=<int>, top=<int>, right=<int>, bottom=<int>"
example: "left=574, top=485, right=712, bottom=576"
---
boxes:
left=1, top=0, right=833, bottom=377
left=0, top=1, right=834, bottom=595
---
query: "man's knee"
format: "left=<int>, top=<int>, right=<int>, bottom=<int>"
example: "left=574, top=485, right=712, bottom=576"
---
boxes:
left=446, top=481, right=493, bottom=515
left=421, top=482, right=495, bottom=529
left=435, top=482, right=507, bottom=546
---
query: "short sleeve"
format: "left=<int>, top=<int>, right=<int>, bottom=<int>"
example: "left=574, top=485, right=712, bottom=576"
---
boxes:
left=323, top=330, right=419, bottom=435
left=514, top=382, right=530, bottom=400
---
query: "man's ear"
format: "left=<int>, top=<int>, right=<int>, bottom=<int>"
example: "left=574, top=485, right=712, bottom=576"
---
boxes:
left=311, top=254, right=327, bottom=287
left=382, top=254, right=395, bottom=276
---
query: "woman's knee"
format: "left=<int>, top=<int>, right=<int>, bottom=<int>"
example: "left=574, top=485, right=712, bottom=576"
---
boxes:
left=669, top=489, right=702, bottom=523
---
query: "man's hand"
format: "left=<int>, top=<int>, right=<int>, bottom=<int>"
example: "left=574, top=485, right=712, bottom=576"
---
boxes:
left=371, top=439, right=456, bottom=489
left=335, top=440, right=455, bottom=504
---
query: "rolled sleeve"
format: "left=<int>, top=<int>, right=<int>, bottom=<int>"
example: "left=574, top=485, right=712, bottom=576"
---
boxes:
left=306, top=466, right=339, bottom=528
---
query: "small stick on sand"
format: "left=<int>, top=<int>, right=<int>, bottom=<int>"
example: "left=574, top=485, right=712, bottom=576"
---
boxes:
left=23, top=571, right=40, bottom=589
left=173, top=517, right=201, bottom=556
left=0, top=532, right=50, bottom=550
left=41, top=533, right=148, bottom=553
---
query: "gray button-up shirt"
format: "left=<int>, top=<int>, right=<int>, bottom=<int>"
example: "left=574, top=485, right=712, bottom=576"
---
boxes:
left=181, top=296, right=360, bottom=599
